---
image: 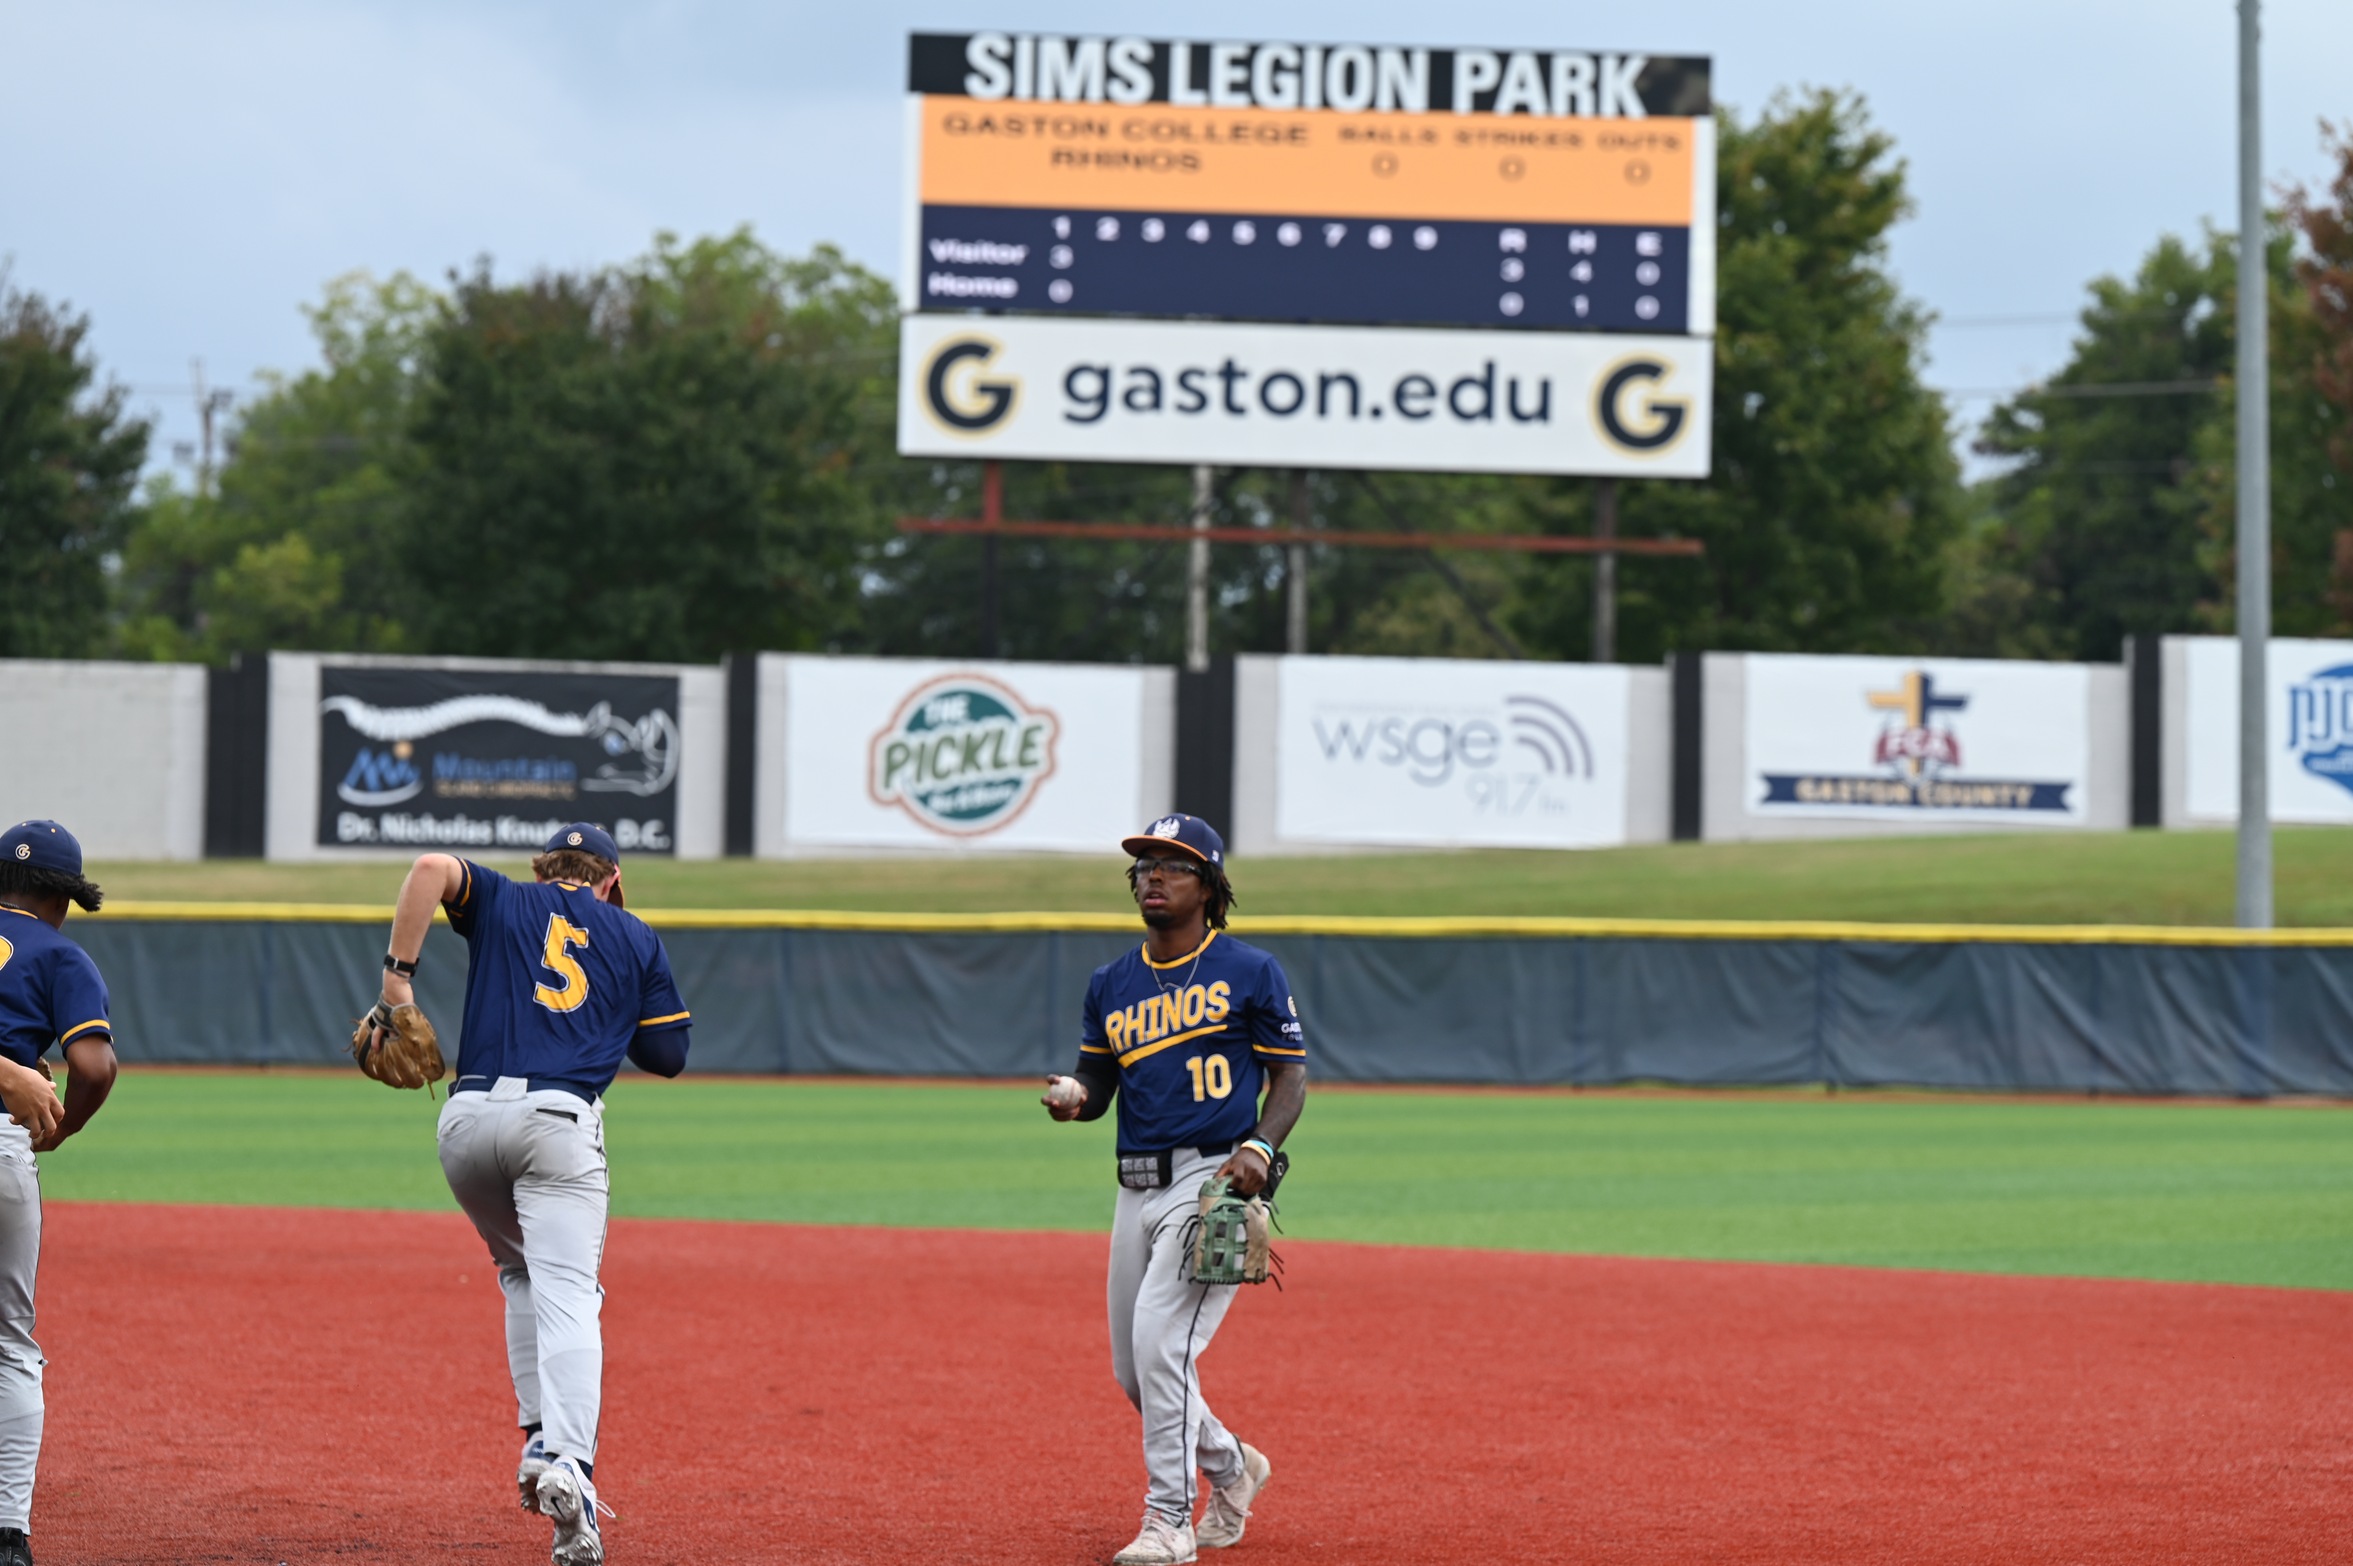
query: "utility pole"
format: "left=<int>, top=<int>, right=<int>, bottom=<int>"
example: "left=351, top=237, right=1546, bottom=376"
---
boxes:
left=191, top=359, right=232, bottom=498
left=1592, top=478, right=1619, bottom=663
left=2236, top=0, right=2272, bottom=928
left=1286, top=470, right=1311, bottom=654
left=1186, top=464, right=1214, bottom=672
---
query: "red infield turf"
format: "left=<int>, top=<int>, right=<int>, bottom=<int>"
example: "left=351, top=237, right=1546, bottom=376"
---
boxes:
left=29, top=1203, right=2352, bottom=1564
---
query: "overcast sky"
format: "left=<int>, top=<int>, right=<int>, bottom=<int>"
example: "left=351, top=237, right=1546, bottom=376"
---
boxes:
left=5, top=0, right=2349, bottom=481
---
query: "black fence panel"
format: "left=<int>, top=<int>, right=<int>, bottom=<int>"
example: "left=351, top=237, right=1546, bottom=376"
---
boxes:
left=57, top=918, right=2353, bottom=1097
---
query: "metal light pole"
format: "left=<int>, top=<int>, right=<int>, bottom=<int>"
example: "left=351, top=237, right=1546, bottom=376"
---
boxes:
left=2236, top=0, right=2272, bottom=928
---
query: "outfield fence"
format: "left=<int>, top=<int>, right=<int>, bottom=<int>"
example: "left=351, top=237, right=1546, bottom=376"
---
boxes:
left=69, top=907, right=2353, bottom=1097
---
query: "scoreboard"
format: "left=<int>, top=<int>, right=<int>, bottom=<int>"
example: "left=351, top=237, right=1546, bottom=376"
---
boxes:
left=896, top=33, right=1716, bottom=480
left=904, top=35, right=1713, bottom=335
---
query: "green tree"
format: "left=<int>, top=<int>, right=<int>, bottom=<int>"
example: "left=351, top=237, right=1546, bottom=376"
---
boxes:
left=1967, top=235, right=2237, bottom=658
left=404, top=232, right=897, bottom=661
left=0, top=280, right=148, bottom=657
left=1507, top=90, right=1962, bottom=663
left=113, top=271, right=437, bottom=659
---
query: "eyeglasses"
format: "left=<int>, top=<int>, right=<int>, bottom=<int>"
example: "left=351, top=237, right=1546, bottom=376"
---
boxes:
left=1130, top=856, right=1203, bottom=881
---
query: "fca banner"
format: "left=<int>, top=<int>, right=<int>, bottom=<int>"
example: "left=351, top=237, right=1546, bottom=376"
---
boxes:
left=904, top=33, right=1713, bottom=334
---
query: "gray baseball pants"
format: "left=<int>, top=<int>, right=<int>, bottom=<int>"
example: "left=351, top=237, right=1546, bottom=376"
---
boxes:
left=438, top=1080, right=610, bottom=1464
left=1108, top=1145, right=1248, bottom=1522
left=0, top=1123, right=41, bottom=1533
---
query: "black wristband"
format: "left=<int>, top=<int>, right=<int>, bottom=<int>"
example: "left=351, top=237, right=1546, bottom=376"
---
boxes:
left=383, top=953, right=420, bottom=979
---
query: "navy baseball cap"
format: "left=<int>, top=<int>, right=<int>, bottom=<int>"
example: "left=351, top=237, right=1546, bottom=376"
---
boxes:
left=1120, top=813, right=1224, bottom=868
left=545, top=822, right=621, bottom=862
left=1, top=820, right=83, bottom=877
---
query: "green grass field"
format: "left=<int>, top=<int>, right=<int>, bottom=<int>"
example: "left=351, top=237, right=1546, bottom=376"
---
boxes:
left=41, top=1072, right=2353, bottom=1291
left=88, top=826, right=2353, bottom=925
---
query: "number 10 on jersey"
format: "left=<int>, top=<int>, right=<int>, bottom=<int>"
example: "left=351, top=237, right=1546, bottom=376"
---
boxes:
left=1185, top=1054, right=1234, bottom=1101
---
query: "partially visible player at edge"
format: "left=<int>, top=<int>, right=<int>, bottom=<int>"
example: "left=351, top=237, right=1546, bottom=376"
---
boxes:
left=1043, top=814, right=1307, bottom=1566
left=371, top=825, right=690, bottom=1566
left=0, top=822, right=120, bottom=1566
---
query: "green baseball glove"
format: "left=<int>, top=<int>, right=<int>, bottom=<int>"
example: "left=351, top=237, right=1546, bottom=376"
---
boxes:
left=1191, top=1176, right=1277, bottom=1286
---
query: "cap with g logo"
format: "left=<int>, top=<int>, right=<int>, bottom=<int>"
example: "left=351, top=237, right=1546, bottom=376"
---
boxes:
left=0, top=820, right=84, bottom=877
left=1118, top=813, right=1224, bottom=867
left=544, top=822, right=622, bottom=863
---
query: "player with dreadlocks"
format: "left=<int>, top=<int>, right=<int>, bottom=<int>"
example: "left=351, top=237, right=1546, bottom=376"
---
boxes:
left=0, top=821, right=121, bottom=1566
left=1042, top=813, right=1308, bottom=1565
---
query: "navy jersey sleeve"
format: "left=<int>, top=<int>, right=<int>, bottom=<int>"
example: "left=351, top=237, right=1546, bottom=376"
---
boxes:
left=1078, top=970, right=1113, bottom=1063
left=1247, top=955, right=1307, bottom=1064
left=46, top=945, right=111, bottom=1053
left=634, top=931, right=690, bottom=1034
left=443, top=859, right=505, bottom=941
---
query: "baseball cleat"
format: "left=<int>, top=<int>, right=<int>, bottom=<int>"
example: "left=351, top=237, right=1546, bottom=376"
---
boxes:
left=517, top=1431, right=550, bottom=1512
left=1112, top=1509, right=1197, bottom=1565
left=1195, top=1443, right=1272, bottom=1548
left=0, top=1526, right=30, bottom=1566
left=536, top=1454, right=612, bottom=1566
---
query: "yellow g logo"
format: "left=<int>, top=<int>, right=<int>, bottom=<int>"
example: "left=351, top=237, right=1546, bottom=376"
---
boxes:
left=923, top=337, right=1019, bottom=435
left=1594, top=358, right=1690, bottom=453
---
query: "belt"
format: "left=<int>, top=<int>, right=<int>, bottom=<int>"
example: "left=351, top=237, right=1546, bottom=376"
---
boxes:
left=1116, top=1139, right=1233, bottom=1160
left=450, top=1075, right=599, bottom=1106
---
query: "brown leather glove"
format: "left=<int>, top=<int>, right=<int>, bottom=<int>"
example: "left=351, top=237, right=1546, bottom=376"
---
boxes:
left=350, top=1000, right=446, bottom=1091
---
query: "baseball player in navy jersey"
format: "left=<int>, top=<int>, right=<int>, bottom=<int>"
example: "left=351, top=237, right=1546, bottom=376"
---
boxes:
left=370, top=823, right=689, bottom=1566
left=0, top=821, right=120, bottom=1566
left=1043, top=814, right=1307, bottom=1566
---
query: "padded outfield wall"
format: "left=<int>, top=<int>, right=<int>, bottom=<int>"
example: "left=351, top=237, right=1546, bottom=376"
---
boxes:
left=66, top=910, right=2353, bottom=1097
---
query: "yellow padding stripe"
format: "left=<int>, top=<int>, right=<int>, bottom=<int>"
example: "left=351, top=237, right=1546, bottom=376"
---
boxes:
left=78, top=903, right=2353, bottom=947
left=1117, top=1022, right=1227, bottom=1069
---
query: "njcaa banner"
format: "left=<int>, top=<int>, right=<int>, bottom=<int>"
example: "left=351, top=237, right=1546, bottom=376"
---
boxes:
left=1275, top=656, right=1633, bottom=848
left=780, top=656, right=1157, bottom=851
left=316, top=666, right=681, bottom=854
left=896, top=313, right=1711, bottom=478
left=1744, top=654, right=2089, bottom=824
left=2183, top=636, right=2353, bottom=823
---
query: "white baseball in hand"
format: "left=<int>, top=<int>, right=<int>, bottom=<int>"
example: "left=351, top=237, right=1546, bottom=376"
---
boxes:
left=1043, top=1076, right=1086, bottom=1112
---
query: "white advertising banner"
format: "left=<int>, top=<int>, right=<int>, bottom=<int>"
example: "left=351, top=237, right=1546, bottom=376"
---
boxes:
left=2183, top=636, right=2353, bottom=823
left=897, top=314, right=1712, bottom=478
left=780, top=656, right=1148, bottom=851
left=1744, top=654, right=2090, bottom=824
left=1274, top=656, right=1632, bottom=848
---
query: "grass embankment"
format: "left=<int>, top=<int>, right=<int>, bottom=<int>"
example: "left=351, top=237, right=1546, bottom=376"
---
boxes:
left=86, top=827, right=2353, bottom=925
left=42, top=1073, right=2352, bottom=1290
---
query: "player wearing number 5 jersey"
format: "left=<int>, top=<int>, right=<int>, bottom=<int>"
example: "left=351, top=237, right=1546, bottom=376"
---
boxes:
left=374, top=823, right=689, bottom=1566
left=1043, top=814, right=1307, bottom=1566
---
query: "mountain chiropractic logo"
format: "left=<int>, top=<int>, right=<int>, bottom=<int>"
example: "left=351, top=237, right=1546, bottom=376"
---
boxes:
left=2287, top=663, right=2353, bottom=798
left=337, top=743, right=425, bottom=806
left=1761, top=670, right=2072, bottom=813
left=869, top=674, right=1060, bottom=835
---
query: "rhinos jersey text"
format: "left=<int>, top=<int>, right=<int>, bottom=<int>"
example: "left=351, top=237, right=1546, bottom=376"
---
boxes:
left=0, top=908, right=110, bottom=1071
left=444, top=861, right=688, bottom=1096
left=1080, top=930, right=1306, bottom=1150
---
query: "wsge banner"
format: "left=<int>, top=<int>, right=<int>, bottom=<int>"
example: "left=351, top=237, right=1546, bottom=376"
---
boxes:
left=779, top=656, right=1153, bottom=851
left=316, top=667, right=681, bottom=853
left=898, top=314, right=1711, bottom=477
left=1743, top=655, right=2089, bottom=824
left=1274, top=656, right=1633, bottom=848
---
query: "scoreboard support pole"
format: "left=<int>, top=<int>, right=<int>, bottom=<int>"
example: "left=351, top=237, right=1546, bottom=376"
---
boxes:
left=980, top=461, right=1004, bottom=659
left=1187, top=465, right=1215, bottom=673
left=1592, top=479, right=1620, bottom=665
left=1287, top=470, right=1313, bottom=655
